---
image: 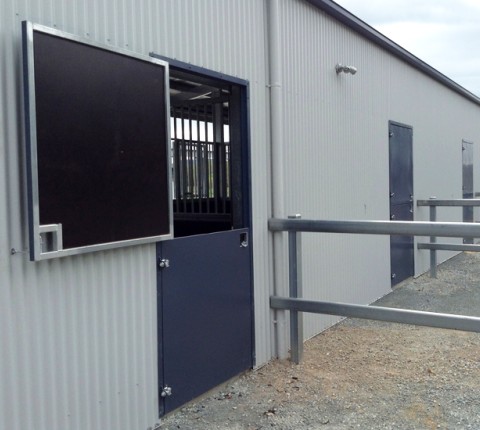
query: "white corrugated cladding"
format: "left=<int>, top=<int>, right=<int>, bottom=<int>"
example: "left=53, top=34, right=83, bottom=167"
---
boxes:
left=278, top=0, right=480, bottom=340
left=3, top=0, right=480, bottom=427
left=0, top=1, right=271, bottom=430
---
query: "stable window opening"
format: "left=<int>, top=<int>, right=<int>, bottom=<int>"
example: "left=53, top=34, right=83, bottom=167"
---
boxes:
left=169, top=69, right=246, bottom=237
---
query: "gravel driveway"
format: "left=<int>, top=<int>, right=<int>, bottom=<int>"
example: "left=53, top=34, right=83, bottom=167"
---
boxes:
left=160, top=252, right=480, bottom=429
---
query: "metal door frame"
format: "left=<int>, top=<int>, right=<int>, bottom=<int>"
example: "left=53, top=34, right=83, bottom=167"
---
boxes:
left=151, top=55, right=255, bottom=416
left=151, top=53, right=252, bottom=231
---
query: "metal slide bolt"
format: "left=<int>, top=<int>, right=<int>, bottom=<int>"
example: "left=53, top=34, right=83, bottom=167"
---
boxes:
left=390, top=214, right=396, bottom=220
left=158, top=259, right=170, bottom=269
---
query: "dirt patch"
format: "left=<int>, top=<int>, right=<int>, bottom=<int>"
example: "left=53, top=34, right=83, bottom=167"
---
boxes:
left=159, top=252, right=480, bottom=429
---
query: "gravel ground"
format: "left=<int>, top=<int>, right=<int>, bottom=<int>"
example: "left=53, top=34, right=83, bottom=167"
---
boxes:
left=159, top=252, right=480, bottom=429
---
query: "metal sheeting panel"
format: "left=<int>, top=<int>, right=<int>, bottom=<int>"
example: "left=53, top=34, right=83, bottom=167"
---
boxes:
left=0, top=2, right=271, bottom=430
left=277, top=0, right=480, bottom=340
left=142, top=0, right=273, bottom=366
left=1, top=249, right=158, bottom=430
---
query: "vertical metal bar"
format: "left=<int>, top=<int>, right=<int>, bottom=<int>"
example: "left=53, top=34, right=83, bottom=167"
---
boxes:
left=196, top=106, right=202, bottom=214
left=288, top=214, right=303, bottom=364
left=213, top=103, right=222, bottom=215
left=197, top=105, right=207, bottom=212
left=204, top=107, right=210, bottom=212
left=172, top=110, right=179, bottom=213
left=187, top=106, right=193, bottom=213
left=203, top=104, right=210, bottom=213
left=221, top=110, right=227, bottom=214
left=219, top=102, right=228, bottom=215
left=430, top=197, right=437, bottom=278
left=181, top=108, right=187, bottom=213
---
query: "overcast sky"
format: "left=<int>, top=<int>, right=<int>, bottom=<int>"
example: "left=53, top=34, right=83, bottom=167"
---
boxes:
left=334, top=0, right=480, bottom=97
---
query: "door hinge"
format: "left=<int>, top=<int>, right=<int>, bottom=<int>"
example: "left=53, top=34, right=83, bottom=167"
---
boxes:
left=158, top=258, right=170, bottom=269
left=161, top=385, right=172, bottom=397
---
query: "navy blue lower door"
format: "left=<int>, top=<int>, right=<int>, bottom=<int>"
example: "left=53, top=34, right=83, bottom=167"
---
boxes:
left=390, top=203, right=414, bottom=284
left=157, top=229, right=253, bottom=415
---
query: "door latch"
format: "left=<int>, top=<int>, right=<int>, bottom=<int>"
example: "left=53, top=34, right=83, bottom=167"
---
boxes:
left=161, top=386, right=172, bottom=397
left=158, top=259, right=170, bottom=269
left=240, top=232, right=248, bottom=248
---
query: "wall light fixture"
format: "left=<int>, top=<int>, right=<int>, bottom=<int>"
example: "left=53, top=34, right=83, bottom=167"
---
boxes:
left=335, top=63, right=357, bottom=75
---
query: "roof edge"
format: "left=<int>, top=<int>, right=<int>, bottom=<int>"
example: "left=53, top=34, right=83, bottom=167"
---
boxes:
left=305, top=0, right=480, bottom=107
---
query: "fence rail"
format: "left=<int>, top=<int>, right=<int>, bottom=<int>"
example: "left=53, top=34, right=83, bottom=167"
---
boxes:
left=268, top=218, right=480, bottom=237
left=416, top=198, right=480, bottom=277
left=269, top=215, right=480, bottom=364
left=418, top=243, right=480, bottom=252
left=417, top=199, right=480, bottom=206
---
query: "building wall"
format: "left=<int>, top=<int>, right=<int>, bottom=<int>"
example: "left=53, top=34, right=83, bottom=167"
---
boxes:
left=1, top=0, right=480, bottom=429
left=277, top=0, right=480, bottom=339
left=0, top=1, right=271, bottom=430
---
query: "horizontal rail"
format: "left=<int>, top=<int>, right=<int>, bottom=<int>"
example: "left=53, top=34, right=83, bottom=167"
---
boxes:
left=270, top=214, right=480, bottom=363
left=270, top=296, right=480, bottom=333
left=417, top=199, right=480, bottom=207
left=418, top=243, right=480, bottom=252
left=268, top=218, right=480, bottom=238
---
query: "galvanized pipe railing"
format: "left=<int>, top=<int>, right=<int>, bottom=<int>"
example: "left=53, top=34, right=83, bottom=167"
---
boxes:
left=268, top=218, right=480, bottom=236
left=269, top=215, right=480, bottom=364
left=417, top=198, right=480, bottom=278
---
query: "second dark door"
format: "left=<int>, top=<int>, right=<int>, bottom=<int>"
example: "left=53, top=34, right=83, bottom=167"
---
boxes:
left=389, top=121, right=414, bottom=286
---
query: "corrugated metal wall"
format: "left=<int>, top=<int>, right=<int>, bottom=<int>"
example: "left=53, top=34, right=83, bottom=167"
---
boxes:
left=0, top=1, right=271, bottom=430
left=277, top=0, right=480, bottom=340
left=2, top=0, right=480, bottom=428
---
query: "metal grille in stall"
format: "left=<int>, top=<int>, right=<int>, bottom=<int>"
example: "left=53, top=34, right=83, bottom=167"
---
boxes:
left=171, top=101, right=231, bottom=220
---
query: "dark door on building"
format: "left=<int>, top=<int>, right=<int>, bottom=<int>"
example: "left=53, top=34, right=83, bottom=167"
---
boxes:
left=157, top=230, right=253, bottom=415
left=151, top=59, right=253, bottom=416
left=462, top=140, right=474, bottom=243
left=389, top=121, right=414, bottom=286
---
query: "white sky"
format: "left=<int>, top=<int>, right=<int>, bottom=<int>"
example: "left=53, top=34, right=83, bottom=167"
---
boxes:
left=333, top=0, right=480, bottom=97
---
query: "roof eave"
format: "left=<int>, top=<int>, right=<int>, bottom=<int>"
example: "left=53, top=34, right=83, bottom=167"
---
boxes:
left=305, top=0, right=480, bottom=107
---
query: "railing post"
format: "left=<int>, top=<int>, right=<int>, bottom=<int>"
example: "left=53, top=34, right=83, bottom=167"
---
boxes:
left=288, top=214, right=303, bottom=364
left=429, top=197, right=437, bottom=278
